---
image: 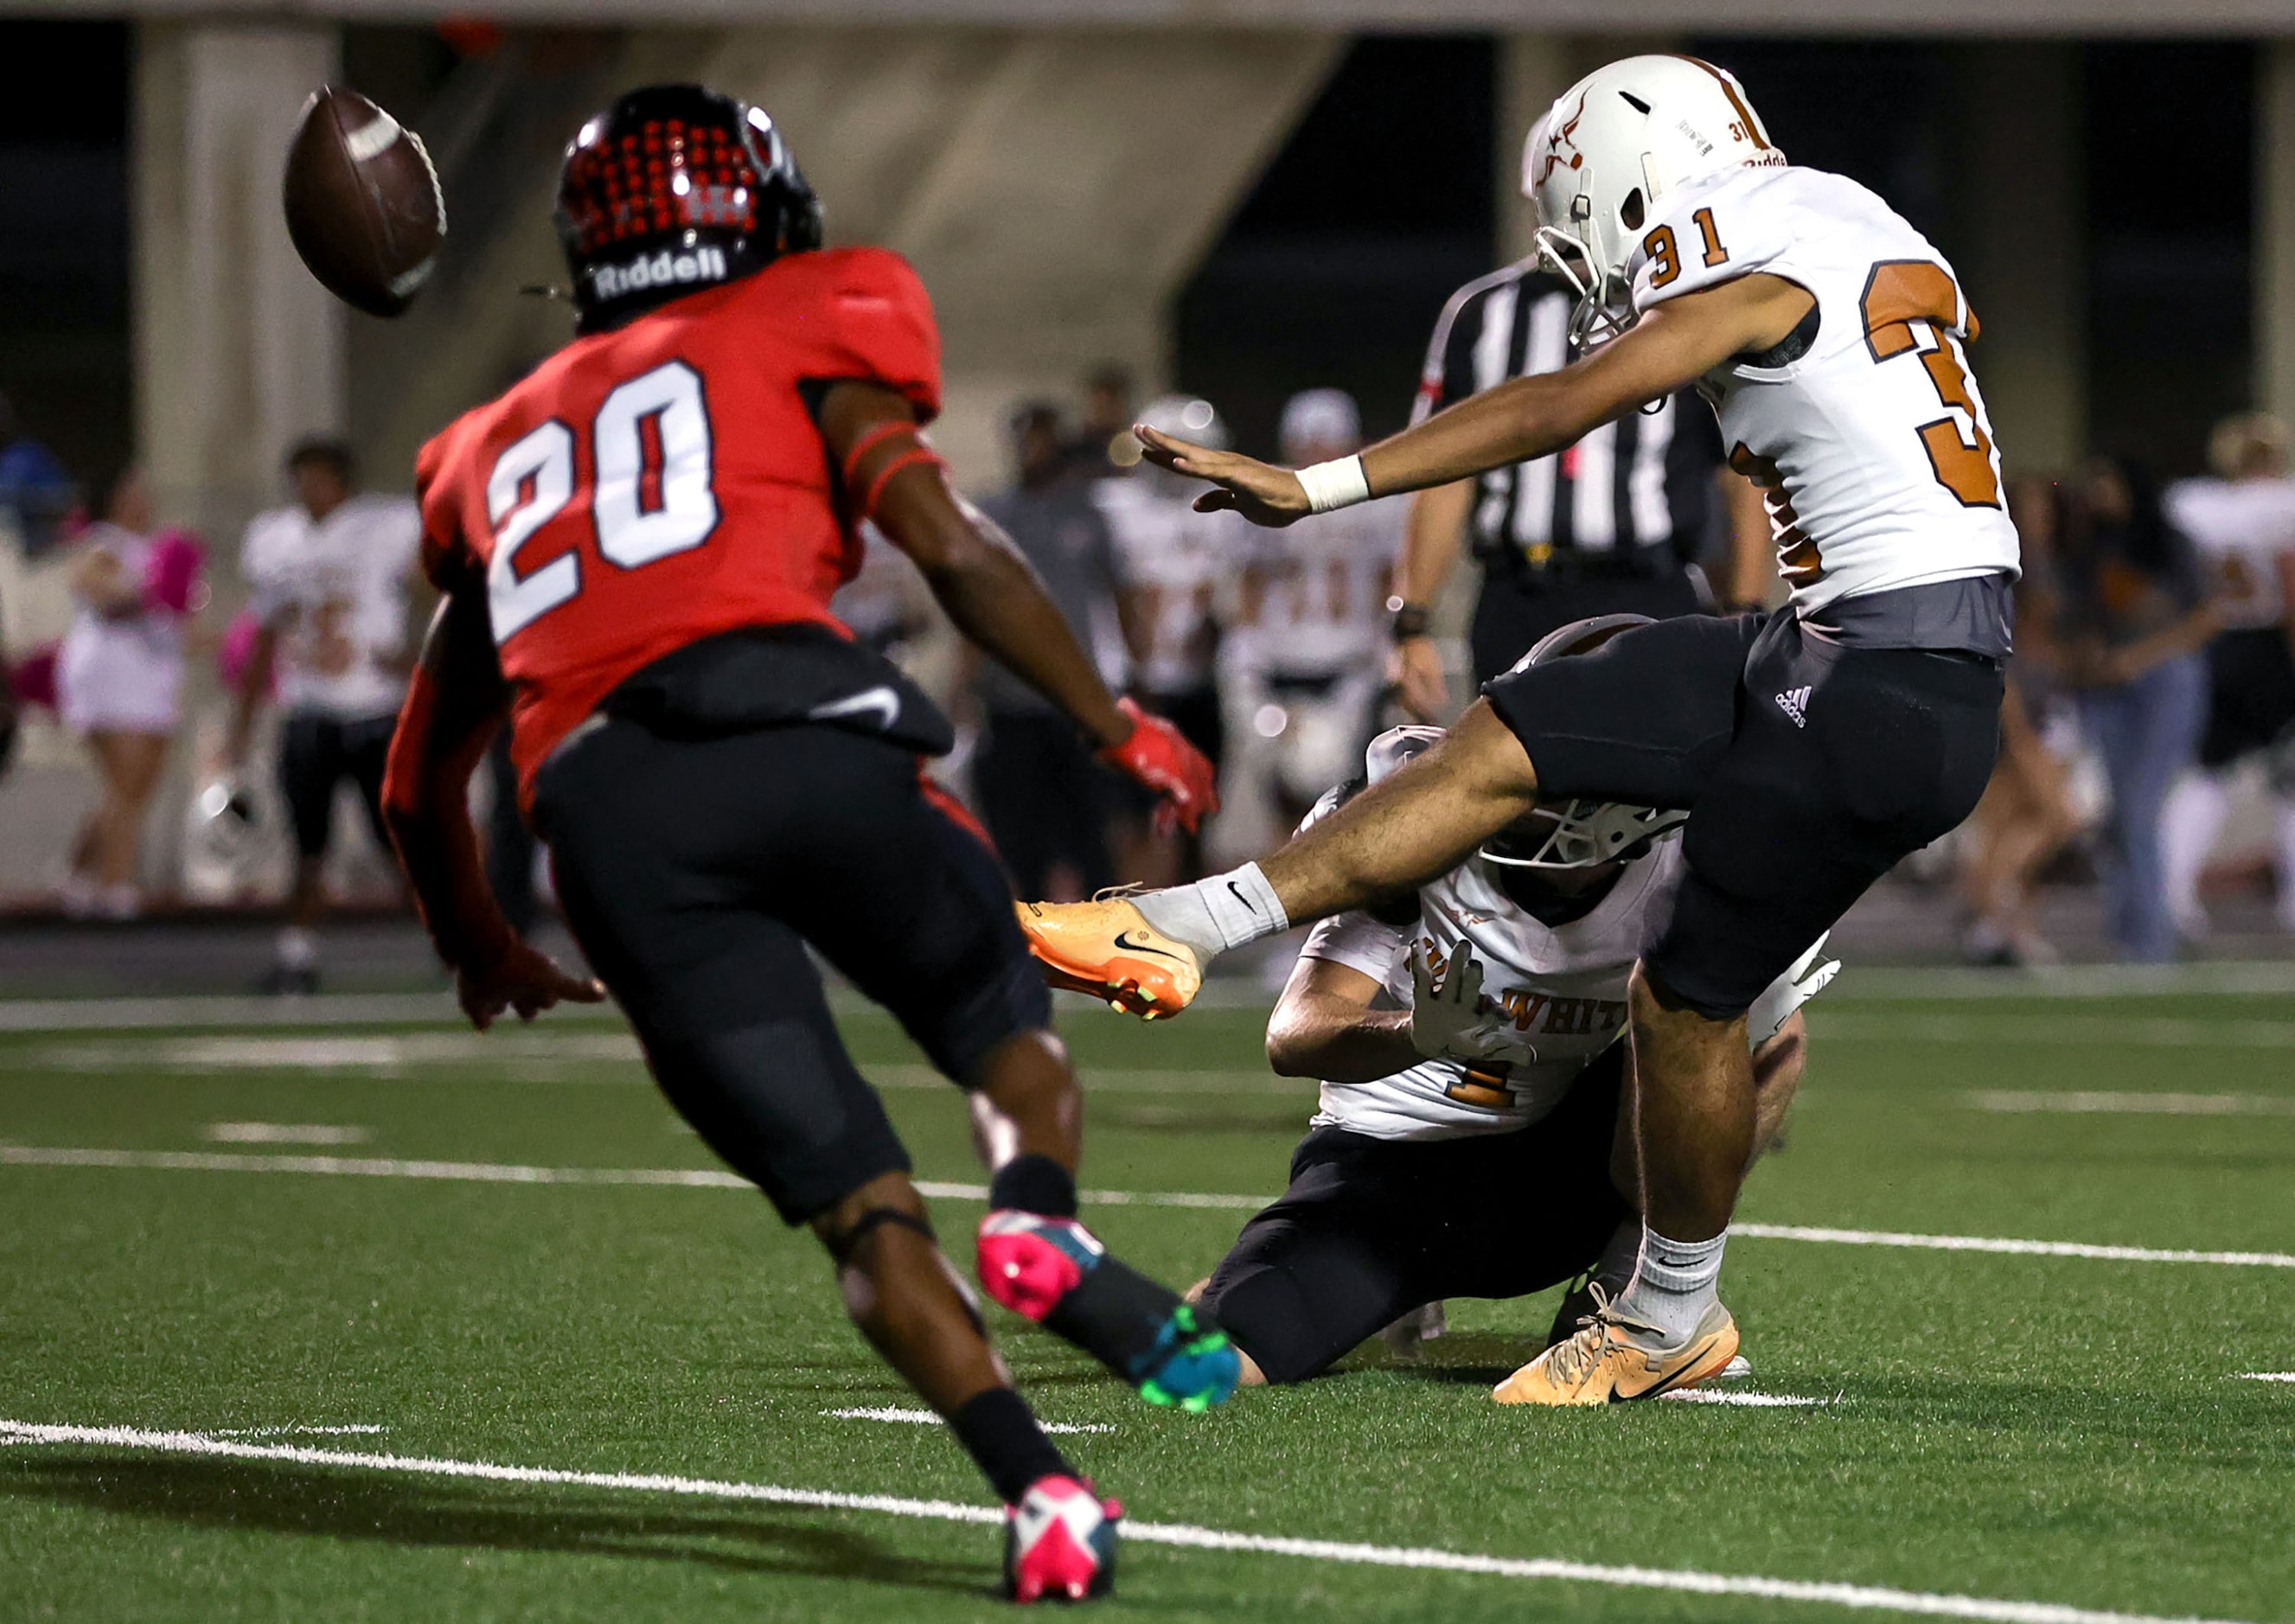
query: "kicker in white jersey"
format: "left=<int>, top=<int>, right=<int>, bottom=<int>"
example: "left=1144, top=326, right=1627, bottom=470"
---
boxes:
left=1625, top=164, right=2021, bottom=612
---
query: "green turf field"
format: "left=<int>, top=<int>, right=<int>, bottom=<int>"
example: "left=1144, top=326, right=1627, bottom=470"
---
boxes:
left=2, top=978, right=2292, bottom=1622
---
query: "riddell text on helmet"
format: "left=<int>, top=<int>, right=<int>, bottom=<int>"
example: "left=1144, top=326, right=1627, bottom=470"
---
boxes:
left=587, top=245, right=730, bottom=301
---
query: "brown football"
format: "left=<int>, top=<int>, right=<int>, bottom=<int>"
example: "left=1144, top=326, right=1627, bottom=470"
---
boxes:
left=281, top=86, right=446, bottom=318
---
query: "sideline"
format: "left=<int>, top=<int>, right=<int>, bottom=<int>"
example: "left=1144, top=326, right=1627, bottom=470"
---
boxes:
left=0, top=1419, right=2243, bottom=1624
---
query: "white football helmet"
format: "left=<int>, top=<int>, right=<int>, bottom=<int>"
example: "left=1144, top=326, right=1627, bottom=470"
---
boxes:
left=1523, top=54, right=1785, bottom=348
left=1479, top=615, right=1688, bottom=872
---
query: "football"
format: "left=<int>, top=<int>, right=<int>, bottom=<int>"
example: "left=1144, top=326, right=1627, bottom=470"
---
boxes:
left=281, top=86, right=446, bottom=318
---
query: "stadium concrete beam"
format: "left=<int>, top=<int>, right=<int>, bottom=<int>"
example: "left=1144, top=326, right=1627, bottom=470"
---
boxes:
left=360, top=26, right=1340, bottom=489
left=135, top=22, right=348, bottom=540
left=1958, top=40, right=2084, bottom=476
left=24, top=0, right=2295, bottom=34
left=2260, top=42, right=2295, bottom=431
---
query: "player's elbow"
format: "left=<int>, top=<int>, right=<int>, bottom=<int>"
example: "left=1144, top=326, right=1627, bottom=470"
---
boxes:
left=1263, top=1000, right=1339, bottom=1077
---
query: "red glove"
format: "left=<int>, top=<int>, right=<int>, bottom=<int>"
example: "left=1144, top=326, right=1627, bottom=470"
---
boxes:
left=1099, top=696, right=1219, bottom=835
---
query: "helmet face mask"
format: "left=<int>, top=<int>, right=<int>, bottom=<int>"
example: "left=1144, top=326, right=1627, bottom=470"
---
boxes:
left=555, top=84, right=825, bottom=335
left=1478, top=611, right=1690, bottom=874
left=1480, top=798, right=1686, bottom=872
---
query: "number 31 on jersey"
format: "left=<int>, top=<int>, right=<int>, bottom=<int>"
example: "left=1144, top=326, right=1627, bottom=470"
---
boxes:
left=485, top=360, right=722, bottom=641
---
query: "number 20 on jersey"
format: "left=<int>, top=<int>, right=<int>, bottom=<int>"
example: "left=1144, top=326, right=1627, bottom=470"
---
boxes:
left=484, top=360, right=722, bottom=642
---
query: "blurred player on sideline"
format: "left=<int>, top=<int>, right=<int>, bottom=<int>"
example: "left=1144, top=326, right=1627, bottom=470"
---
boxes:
left=227, top=439, right=425, bottom=993
left=1196, top=623, right=1829, bottom=1391
left=2160, top=412, right=2295, bottom=937
left=1218, top=390, right=1401, bottom=854
left=1023, top=55, right=2017, bottom=1405
left=1096, top=394, right=1243, bottom=879
left=380, top=86, right=1231, bottom=1602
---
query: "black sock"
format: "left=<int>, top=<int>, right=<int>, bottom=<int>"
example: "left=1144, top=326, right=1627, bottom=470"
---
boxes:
left=949, top=1387, right=1074, bottom=1504
left=988, top=1153, right=1077, bottom=1218
left=1045, top=1255, right=1191, bottom=1379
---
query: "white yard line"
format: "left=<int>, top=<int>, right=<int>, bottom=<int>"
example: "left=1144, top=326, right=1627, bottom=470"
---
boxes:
left=208, top=1424, right=389, bottom=1437
left=1967, top=1091, right=2295, bottom=1117
left=2235, top=1372, right=2295, bottom=1384
left=822, top=1406, right=1114, bottom=1436
left=1659, top=1390, right=1832, bottom=1408
left=7, top=1144, right=2290, bottom=1269
left=0, top=1418, right=2242, bottom=1624
left=1813, top=1013, right=2295, bottom=1049
left=2, top=960, right=2294, bottom=1035
left=1729, top=1223, right=2295, bottom=1269
left=204, top=1123, right=373, bottom=1146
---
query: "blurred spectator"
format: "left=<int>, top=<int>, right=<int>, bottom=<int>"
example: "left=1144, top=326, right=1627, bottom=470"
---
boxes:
left=1064, top=361, right=1135, bottom=483
left=1220, top=388, right=1399, bottom=851
left=1959, top=476, right=2085, bottom=966
left=0, top=390, right=77, bottom=558
left=1390, top=251, right=1764, bottom=722
left=54, top=465, right=194, bottom=917
left=970, top=403, right=1122, bottom=900
left=227, top=438, right=424, bottom=993
left=2159, top=413, right=2295, bottom=938
left=2055, top=456, right=2219, bottom=962
left=1096, top=394, right=1239, bottom=880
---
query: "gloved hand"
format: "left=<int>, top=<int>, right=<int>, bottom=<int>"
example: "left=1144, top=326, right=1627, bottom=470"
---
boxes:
left=1410, top=949, right=1534, bottom=1065
left=1745, top=931, right=1841, bottom=1047
left=1099, top=696, right=1219, bottom=835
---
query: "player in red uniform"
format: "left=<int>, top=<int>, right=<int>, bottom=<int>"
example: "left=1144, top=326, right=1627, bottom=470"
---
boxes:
left=380, top=85, right=1234, bottom=1603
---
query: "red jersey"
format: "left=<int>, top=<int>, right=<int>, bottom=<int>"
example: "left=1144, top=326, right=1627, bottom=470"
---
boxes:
left=414, top=246, right=939, bottom=798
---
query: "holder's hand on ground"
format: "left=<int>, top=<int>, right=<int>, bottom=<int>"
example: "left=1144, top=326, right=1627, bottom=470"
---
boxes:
left=455, top=938, right=606, bottom=1032
left=1133, top=424, right=1311, bottom=528
left=1410, top=950, right=1532, bottom=1065
left=1099, top=696, right=1219, bottom=835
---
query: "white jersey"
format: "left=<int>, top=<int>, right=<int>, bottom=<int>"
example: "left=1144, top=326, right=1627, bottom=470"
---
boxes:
left=57, top=523, right=184, bottom=736
left=2164, top=476, right=2295, bottom=630
left=1233, top=500, right=1400, bottom=679
left=1629, top=165, right=2021, bottom=613
left=1096, top=476, right=1237, bottom=694
left=1302, top=840, right=1681, bottom=1141
left=241, top=494, right=422, bottom=719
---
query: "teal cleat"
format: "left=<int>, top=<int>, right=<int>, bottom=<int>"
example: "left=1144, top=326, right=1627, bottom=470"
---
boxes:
left=1129, top=1303, right=1241, bottom=1412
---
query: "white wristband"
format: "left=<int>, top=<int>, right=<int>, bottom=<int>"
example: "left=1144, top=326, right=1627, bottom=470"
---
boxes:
left=1295, top=455, right=1371, bottom=515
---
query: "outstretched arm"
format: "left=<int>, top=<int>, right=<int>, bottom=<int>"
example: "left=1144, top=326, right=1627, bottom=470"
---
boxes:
left=380, top=585, right=603, bottom=1029
left=1138, top=275, right=1815, bottom=527
left=816, top=379, right=1216, bottom=832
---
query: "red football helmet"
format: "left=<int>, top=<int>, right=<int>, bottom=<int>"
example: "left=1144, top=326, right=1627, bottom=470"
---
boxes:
left=554, top=83, right=823, bottom=334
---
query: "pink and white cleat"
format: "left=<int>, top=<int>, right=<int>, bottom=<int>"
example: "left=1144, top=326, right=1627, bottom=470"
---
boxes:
left=1004, top=1474, right=1119, bottom=1603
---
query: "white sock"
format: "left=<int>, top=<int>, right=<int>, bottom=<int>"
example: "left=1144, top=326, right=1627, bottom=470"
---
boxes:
left=1616, top=1226, right=1727, bottom=1346
left=1131, top=863, right=1288, bottom=959
left=2158, top=770, right=2227, bottom=928
left=276, top=927, right=319, bottom=971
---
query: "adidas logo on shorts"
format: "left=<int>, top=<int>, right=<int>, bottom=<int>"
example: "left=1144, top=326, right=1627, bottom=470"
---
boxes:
left=1775, top=686, right=1812, bottom=728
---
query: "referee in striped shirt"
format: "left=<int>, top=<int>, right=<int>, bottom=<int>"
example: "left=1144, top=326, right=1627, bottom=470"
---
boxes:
left=1388, top=259, right=1769, bottom=720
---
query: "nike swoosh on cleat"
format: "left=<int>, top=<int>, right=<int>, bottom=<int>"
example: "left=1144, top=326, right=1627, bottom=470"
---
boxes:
left=1112, top=931, right=1182, bottom=961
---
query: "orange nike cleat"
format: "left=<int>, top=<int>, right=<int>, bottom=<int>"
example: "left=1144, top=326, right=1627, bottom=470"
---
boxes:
left=1493, top=1291, right=1739, bottom=1406
left=1014, top=897, right=1204, bottom=1020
